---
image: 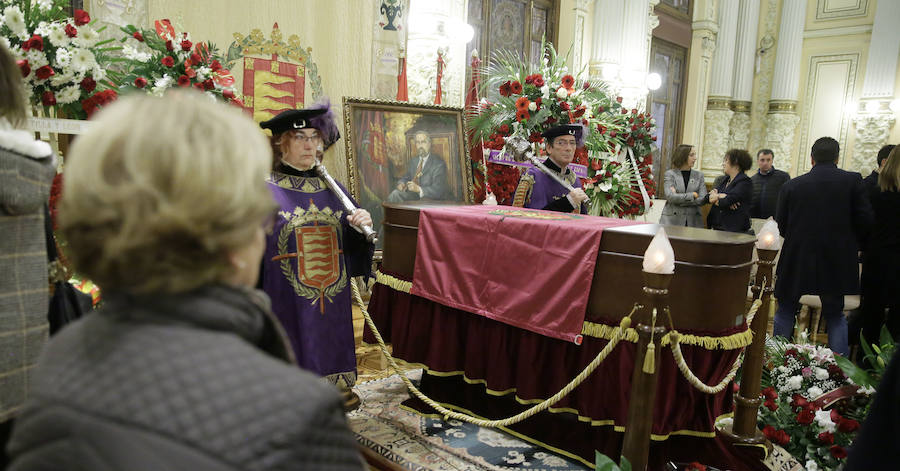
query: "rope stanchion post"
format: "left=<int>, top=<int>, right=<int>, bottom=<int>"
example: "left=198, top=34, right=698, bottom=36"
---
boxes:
left=722, top=247, right=778, bottom=446
left=622, top=271, right=671, bottom=471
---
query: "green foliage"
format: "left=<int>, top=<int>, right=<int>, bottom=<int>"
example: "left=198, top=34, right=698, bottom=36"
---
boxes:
left=594, top=452, right=631, bottom=471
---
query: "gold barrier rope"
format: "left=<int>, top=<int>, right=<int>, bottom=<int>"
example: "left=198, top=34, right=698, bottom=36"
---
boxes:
left=664, top=277, right=768, bottom=394
left=351, top=280, right=638, bottom=428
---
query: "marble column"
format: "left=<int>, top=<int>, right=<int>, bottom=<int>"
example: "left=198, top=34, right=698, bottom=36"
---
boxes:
left=572, top=0, right=592, bottom=73
left=851, top=0, right=900, bottom=173
left=729, top=0, right=759, bottom=152
left=681, top=0, right=717, bottom=167
left=764, top=0, right=806, bottom=175
left=702, top=0, right=738, bottom=172
left=588, top=0, right=657, bottom=109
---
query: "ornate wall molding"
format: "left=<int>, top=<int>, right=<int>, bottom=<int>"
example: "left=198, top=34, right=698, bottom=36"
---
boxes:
left=815, top=0, right=868, bottom=20
left=702, top=108, right=734, bottom=171
left=729, top=111, right=751, bottom=151
left=765, top=112, right=800, bottom=175
left=748, top=0, right=780, bottom=159
left=797, top=53, right=858, bottom=173
left=851, top=113, right=896, bottom=173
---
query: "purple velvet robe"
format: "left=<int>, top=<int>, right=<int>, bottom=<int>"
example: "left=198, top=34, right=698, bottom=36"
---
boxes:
left=261, top=167, right=374, bottom=386
left=520, top=159, right=588, bottom=214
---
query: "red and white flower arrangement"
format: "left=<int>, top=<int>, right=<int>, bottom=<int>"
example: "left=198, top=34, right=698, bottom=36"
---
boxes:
left=117, top=20, right=240, bottom=106
left=1, top=0, right=119, bottom=118
left=467, top=39, right=656, bottom=217
left=757, top=339, right=873, bottom=470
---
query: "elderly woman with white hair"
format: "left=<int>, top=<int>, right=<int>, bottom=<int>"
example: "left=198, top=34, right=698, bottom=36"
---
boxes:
left=5, top=93, right=365, bottom=471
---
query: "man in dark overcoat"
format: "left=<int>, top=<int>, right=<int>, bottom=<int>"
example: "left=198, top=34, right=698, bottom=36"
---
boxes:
left=772, top=137, right=873, bottom=356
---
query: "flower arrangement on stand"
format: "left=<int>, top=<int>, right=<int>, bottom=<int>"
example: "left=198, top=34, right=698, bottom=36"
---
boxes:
left=757, top=338, right=875, bottom=471
left=1, top=0, right=120, bottom=118
left=116, top=20, right=240, bottom=105
left=467, top=40, right=656, bottom=217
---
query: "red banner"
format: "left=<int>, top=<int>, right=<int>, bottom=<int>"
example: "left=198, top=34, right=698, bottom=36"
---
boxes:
left=410, top=205, right=642, bottom=343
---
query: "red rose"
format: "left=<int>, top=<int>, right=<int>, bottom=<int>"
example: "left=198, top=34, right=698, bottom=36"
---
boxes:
left=510, top=81, right=523, bottom=94
left=181, top=39, right=193, bottom=51
left=791, top=394, right=810, bottom=411
left=190, top=53, right=202, bottom=66
left=560, top=101, right=570, bottom=111
left=184, top=66, right=197, bottom=78
left=499, top=124, right=510, bottom=135
left=764, top=399, right=778, bottom=411
left=177, top=75, right=191, bottom=87
left=830, top=445, right=848, bottom=460
left=631, top=108, right=638, bottom=114
left=561, top=74, right=575, bottom=89
left=761, top=387, right=777, bottom=400
left=210, top=60, right=223, bottom=71
left=818, top=432, right=834, bottom=445
left=132, top=31, right=144, bottom=41
left=631, top=124, right=638, bottom=131
left=193, top=82, right=205, bottom=90
left=796, top=409, right=814, bottom=425
left=838, top=418, right=860, bottom=433
left=202, top=79, right=214, bottom=90
left=165, top=40, right=174, bottom=51
left=775, top=430, right=790, bottom=445
left=621, top=108, right=628, bottom=114
left=533, top=76, right=544, bottom=87
left=80, top=76, right=96, bottom=92
left=524, top=74, right=534, bottom=84
left=651, top=135, right=657, bottom=141
left=35, top=65, right=55, bottom=80
left=41, top=91, right=56, bottom=106
left=222, top=89, right=235, bottom=99
left=574, top=107, right=586, bottom=118
left=81, top=98, right=98, bottom=117
left=64, top=24, right=78, bottom=38
left=785, top=348, right=799, bottom=357
left=161, top=56, right=175, bottom=67
left=16, top=60, right=30, bottom=78
left=528, top=131, right=543, bottom=143
left=22, top=35, right=44, bottom=52
left=499, top=81, right=512, bottom=97
left=73, top=9, right=91, bottom=26
left=134, top=77, right=148, bottom=88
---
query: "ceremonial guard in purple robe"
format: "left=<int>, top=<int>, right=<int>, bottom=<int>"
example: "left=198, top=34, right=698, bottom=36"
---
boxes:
left=512, top=124, right=589, bottom=214
left=259, top=103, right=374, bottom=408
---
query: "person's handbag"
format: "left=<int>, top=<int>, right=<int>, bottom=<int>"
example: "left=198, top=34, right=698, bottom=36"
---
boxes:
left=44, top=205, right=92, bottom=335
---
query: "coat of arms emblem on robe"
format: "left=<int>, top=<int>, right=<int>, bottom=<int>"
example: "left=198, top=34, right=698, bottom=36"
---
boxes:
left=274, top=202, right=347, bottom=313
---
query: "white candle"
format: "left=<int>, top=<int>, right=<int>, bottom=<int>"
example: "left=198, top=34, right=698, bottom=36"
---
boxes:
left=643, top=228, right=675, bottom=274
left=756, top=217, right=782, bottom=250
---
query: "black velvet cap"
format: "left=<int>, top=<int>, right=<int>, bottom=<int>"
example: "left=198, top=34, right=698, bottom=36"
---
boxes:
left=540, top=124, right=583, bottom=140
left=259, top=108, right=327, bottom=135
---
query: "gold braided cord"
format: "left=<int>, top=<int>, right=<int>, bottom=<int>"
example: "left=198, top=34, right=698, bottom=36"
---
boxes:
left=375, top=270, right=412, bottom=293
left=377, top=270, right=753, bottom=351
left=353, top=280, right=638, bottom=428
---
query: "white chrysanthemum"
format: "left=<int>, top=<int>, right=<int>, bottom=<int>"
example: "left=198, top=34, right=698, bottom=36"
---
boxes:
left=75, top=27, right=99, bottom=48
left=91, top=66, right=106, bottom=82
left=807, top=385, right=823, bottom=397
left=785, top=375, right=803, bottom=391
left=35, top=21, right=52, bottom=36
left=805, top=460, right=820, bottom=471
left=36, top=0, right=54, bottom=12
left=121, top=44, right=151, bottom=63
left=55, top=85, right=81, bottom=105
left=813, top=367, right=829, bottom=381
left=54, top=48, right=72, bottom=68
left=70, top=48, right=96, bottom=72
left=814, top=409, right=836, bottom=432
left=195, top=66, right=211, bottom=81
left=25, top=49, right=49, bottom=68
left=50, top=70, right=74, bottom=86
left=598, top=181, right=612, bottom=192
left=48, top=25, right=69, bottom=47
left=3, top=6, right=27, bottom=36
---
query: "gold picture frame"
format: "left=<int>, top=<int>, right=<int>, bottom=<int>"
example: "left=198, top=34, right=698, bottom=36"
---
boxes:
left=342, top=97, right=474, bottom=250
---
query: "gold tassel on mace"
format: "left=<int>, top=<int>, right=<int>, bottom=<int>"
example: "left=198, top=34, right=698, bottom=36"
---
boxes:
left=643, top=342, right=656, bottom=374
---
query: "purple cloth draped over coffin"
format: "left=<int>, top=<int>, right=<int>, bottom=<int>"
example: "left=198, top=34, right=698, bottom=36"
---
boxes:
left=262, top=171, right=373, bottom=385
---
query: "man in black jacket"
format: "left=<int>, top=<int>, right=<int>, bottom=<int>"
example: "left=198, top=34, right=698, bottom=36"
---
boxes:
left=750, top=149, right=790, bottom=219
left=862, top=144, right=895, bottom=202
left=772, top=137, right=873, bottom=356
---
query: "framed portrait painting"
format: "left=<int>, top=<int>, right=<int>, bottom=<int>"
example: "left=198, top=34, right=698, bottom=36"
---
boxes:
left=342, top=97, right=474, bottom=250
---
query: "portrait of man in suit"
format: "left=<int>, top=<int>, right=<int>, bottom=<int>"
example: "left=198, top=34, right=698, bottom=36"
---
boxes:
left=387, top=130, right=450, bottom=202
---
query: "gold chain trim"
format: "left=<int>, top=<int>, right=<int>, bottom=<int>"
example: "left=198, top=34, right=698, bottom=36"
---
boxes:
left=375, top=270, right=412, bottom=293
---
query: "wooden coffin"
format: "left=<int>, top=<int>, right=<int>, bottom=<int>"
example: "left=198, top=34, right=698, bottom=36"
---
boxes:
left=381, top=201, right=757, bottom=331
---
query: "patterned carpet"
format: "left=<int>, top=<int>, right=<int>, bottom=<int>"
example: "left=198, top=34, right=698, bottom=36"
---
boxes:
left=348, top=371, right=588, bottom=471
